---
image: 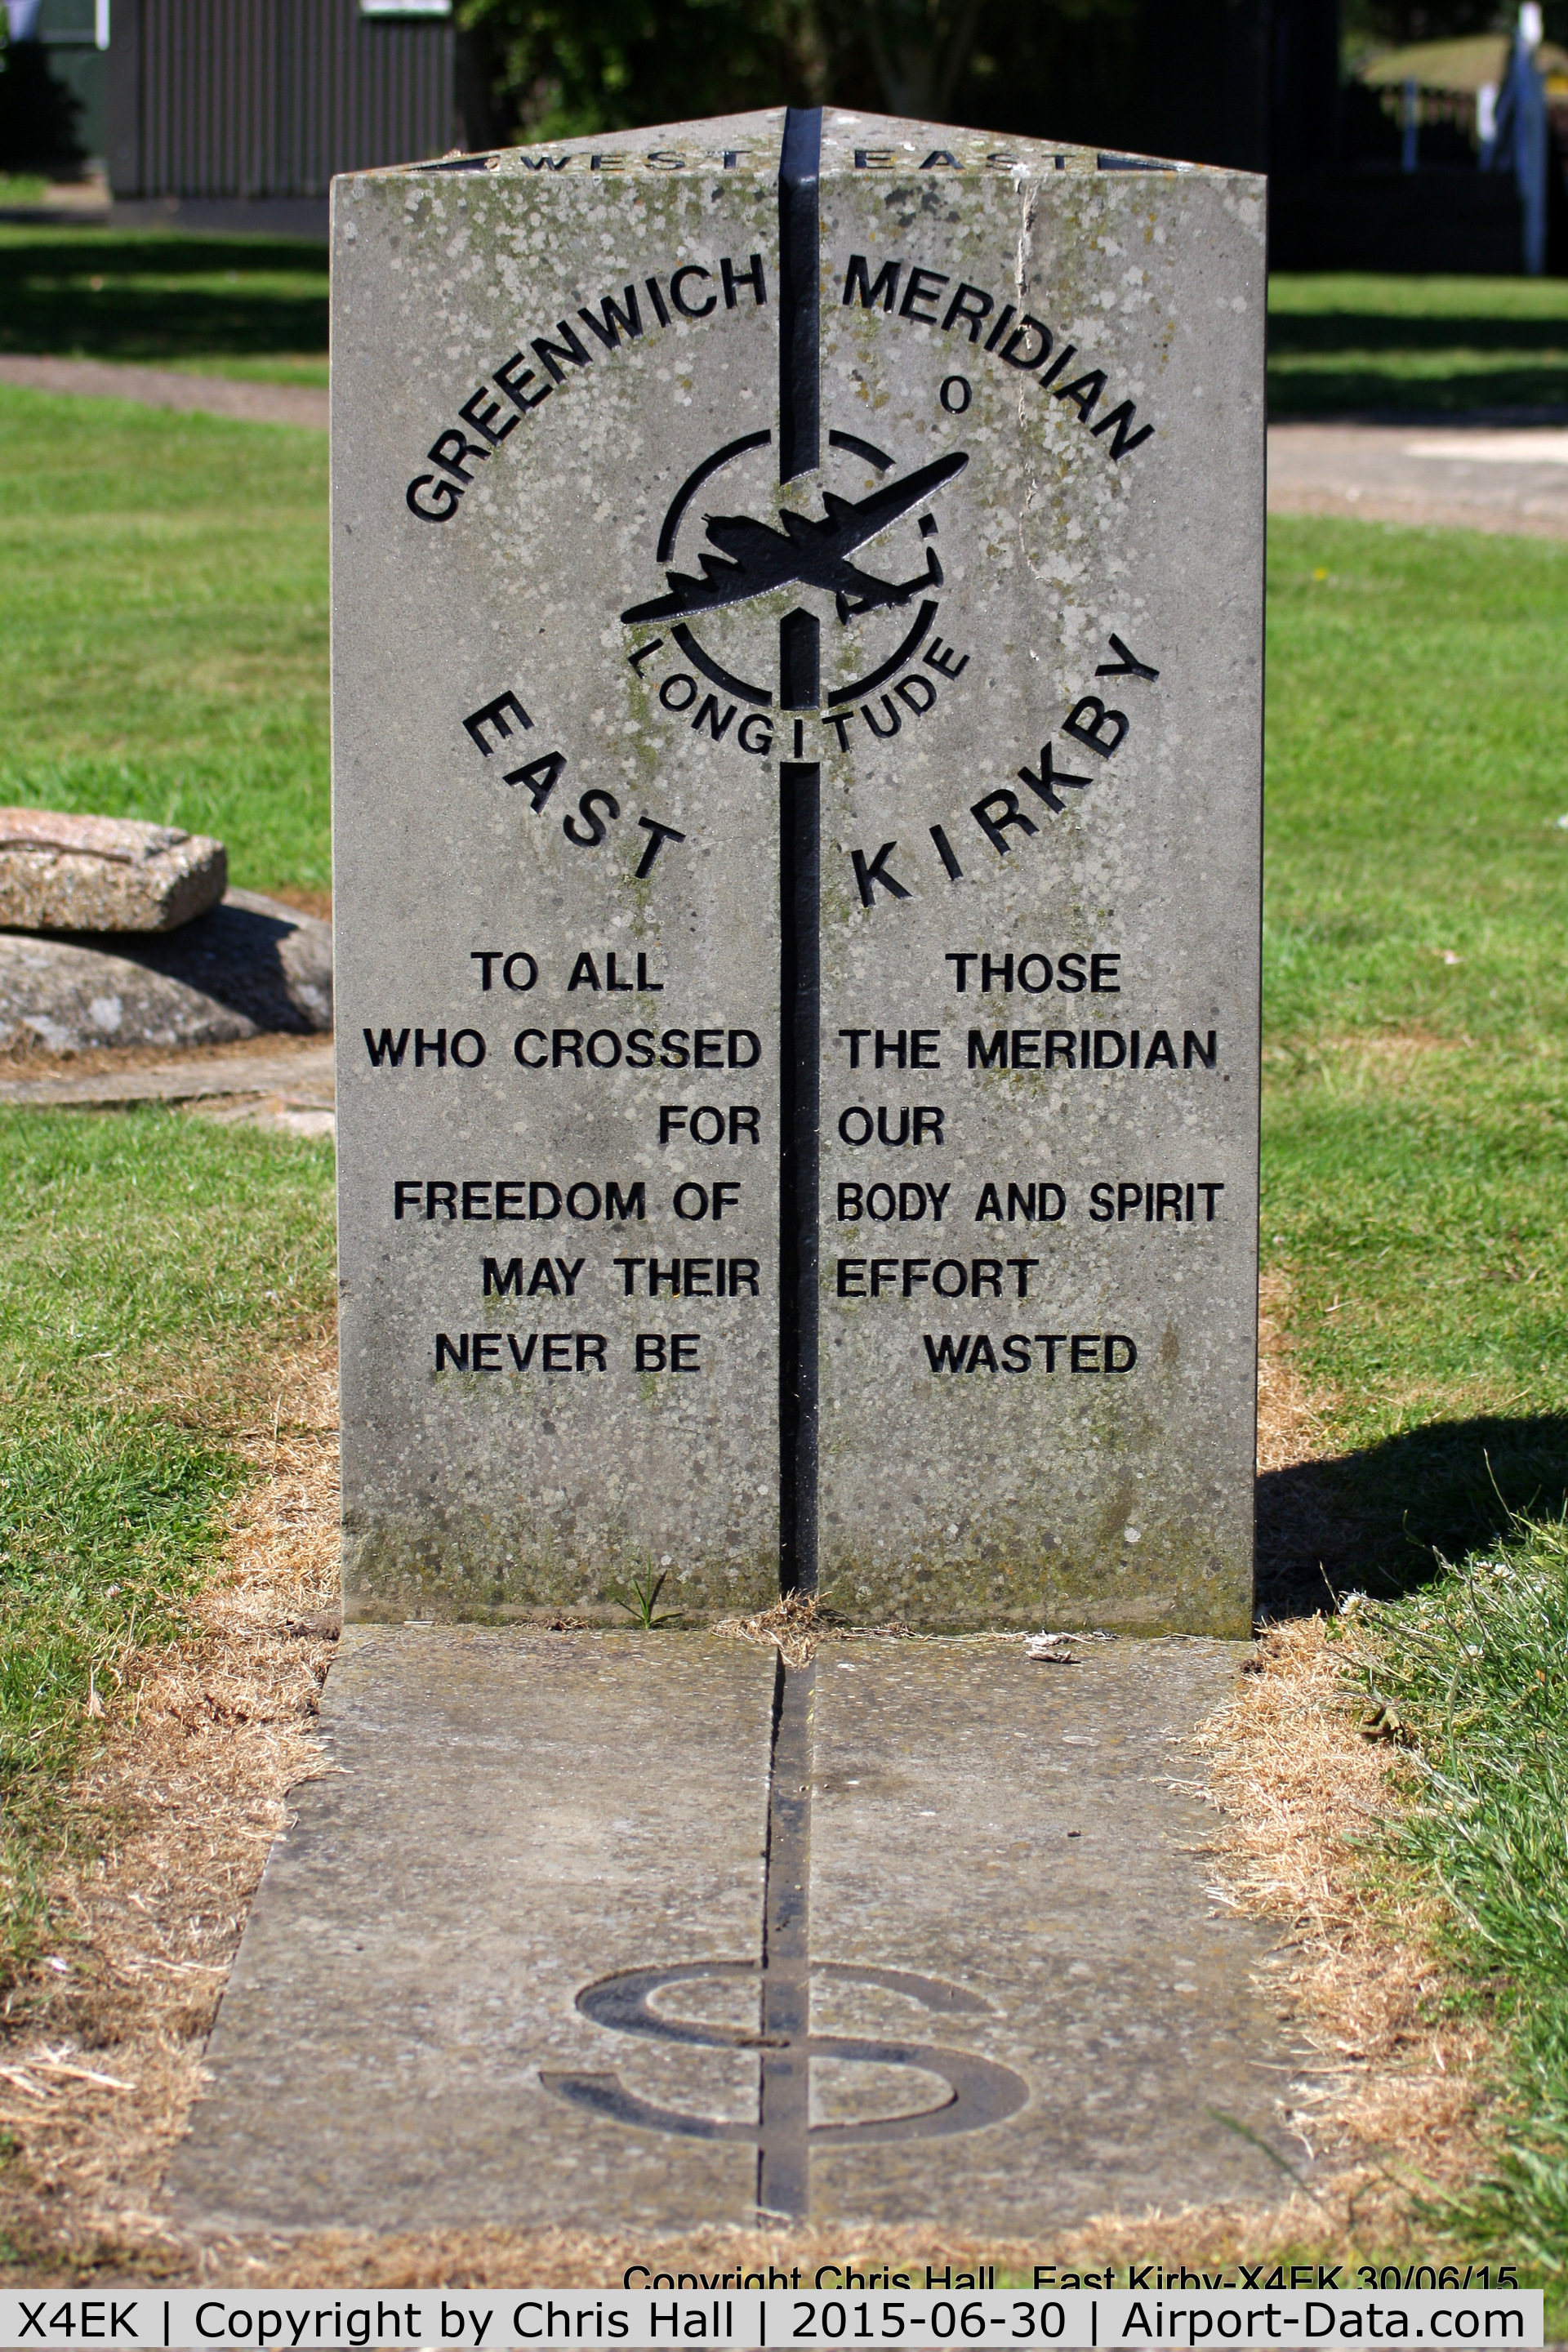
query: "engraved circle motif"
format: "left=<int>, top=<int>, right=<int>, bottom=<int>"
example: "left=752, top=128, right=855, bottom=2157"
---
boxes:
left=538, top=1959, right=1030, bottom=2149
left=618, top=430, right=969, bottom=708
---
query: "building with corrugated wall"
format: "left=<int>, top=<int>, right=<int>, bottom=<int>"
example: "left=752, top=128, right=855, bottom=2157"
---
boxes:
left=106, top=0, right=453, bottom=226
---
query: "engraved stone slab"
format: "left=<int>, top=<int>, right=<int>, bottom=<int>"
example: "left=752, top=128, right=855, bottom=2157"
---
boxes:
left=806, top=1639, right=1293, bottom=2228
left=0, top=808, right=226, bottom=932
left=810, top=129, right=1265, bottom=1636
left=333, top=114, right=788, bottom=1624
left=331, top=109, right=1263, bottom=1631
left=166, top=1633, right=1303, bottom=2234
left=167, top=1633, right=780, bottom=2233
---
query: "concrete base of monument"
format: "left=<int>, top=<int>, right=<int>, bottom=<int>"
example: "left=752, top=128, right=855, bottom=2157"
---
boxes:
left=337, top=1558, right=1254, bottom=1641
left=166, top=1631, right=1308, bottom=2237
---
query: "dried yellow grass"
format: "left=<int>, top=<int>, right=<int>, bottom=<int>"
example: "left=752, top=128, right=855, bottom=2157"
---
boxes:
left=713, top=1589, right=831, bottom=1665
left=1192, top=1279, right=1496, bottom=2241
left=1194, top=1626, right=1490, bottom=2215
left=1257, top=1268, right=1330, bottom=1480
left=712, top=1592, right=918, bottom=1665
left=0, top=1344, right=339, bottom=2277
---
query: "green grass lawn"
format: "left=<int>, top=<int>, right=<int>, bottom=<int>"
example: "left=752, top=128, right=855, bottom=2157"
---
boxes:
left=0, top=226, right=328, bottom=382
left=1356, top=1536, right=1568, bottom=2285
left=0, top=385, right=329, bottom=898
left=1263, top=515, right=1568, bottom=1574
left=1269, top=273, right=1568, bottom=416
left=1265, top=513, right=1568, bottom=2282
left=0, top=1107, right=335, bottom=1972
left=0, top=386, right=332, bottom=1980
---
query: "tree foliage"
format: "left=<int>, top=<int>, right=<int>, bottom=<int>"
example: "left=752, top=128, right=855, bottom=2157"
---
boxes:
left=0, top=32, right=86, bottom=173
left=457, top=0, right=1142, bottom=149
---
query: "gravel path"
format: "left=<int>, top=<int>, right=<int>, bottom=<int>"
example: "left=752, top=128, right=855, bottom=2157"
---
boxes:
left=1269, top=419, right=1568, bottom=538
left=0, top=354, right=327, bottom=430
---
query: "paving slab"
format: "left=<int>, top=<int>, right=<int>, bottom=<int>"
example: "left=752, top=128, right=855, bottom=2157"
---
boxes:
left=167, top=1633, right=1306, bottom=2236
left=0, top=1040, right=336, bottom=1111
left=807, top=1641, right=1299, bottom=2230
left=167, top=1633, right=779, bottom=2234
left=1269, top=419, right=1568, bottom=537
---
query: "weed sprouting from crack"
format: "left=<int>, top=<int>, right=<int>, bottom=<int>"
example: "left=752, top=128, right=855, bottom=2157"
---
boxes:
left=607, top=1566, right=676, bottom=1630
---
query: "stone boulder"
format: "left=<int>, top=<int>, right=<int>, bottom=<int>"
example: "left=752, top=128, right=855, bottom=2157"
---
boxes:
left=0, top=889, right=332, bottom=1054
left=0, top=808, right=227, bottom=933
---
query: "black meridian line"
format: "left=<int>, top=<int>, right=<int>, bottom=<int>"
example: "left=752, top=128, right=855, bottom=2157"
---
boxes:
left=670, top=623, right=772, bottom=709
left=776, top=91, right=823, bottom=1603
left=826, top=599, right=939, bottom=706
left=828, top=428, right=894, bottom=472
left=778, top=106, right=822, bottom=483
left=654, top=429, right=773, bottom=564
left=755, top=1641, right=813, bottom=2215
left=778, top=732, right=820, bottom=1603
left=536, top=1659, right=1029, bottom=2208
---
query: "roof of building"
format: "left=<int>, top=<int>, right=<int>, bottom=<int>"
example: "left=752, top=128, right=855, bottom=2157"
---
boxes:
left=1359, top=33, right=1568, bottom=93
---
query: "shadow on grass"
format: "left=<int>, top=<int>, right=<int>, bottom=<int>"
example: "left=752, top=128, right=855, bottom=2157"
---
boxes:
left=1266, top=308, right=1568, bottom=416
left=1257, top=1412, right=1568, bottom=1620
left=0, top=232, right=327, bottom=363
left=1271, top=313, right=1568, bottom=359
left=1269, top=371, right=1568, bottom=418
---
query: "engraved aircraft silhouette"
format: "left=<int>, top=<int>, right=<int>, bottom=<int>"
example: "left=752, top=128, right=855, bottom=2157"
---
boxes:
left=621, top=450, right=969, bottom=628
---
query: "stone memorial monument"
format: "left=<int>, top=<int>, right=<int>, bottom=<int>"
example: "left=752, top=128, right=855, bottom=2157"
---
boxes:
left=332, top=107, right=1264, bottom=1636
left=170, top=109, right=1280, bottom=2246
